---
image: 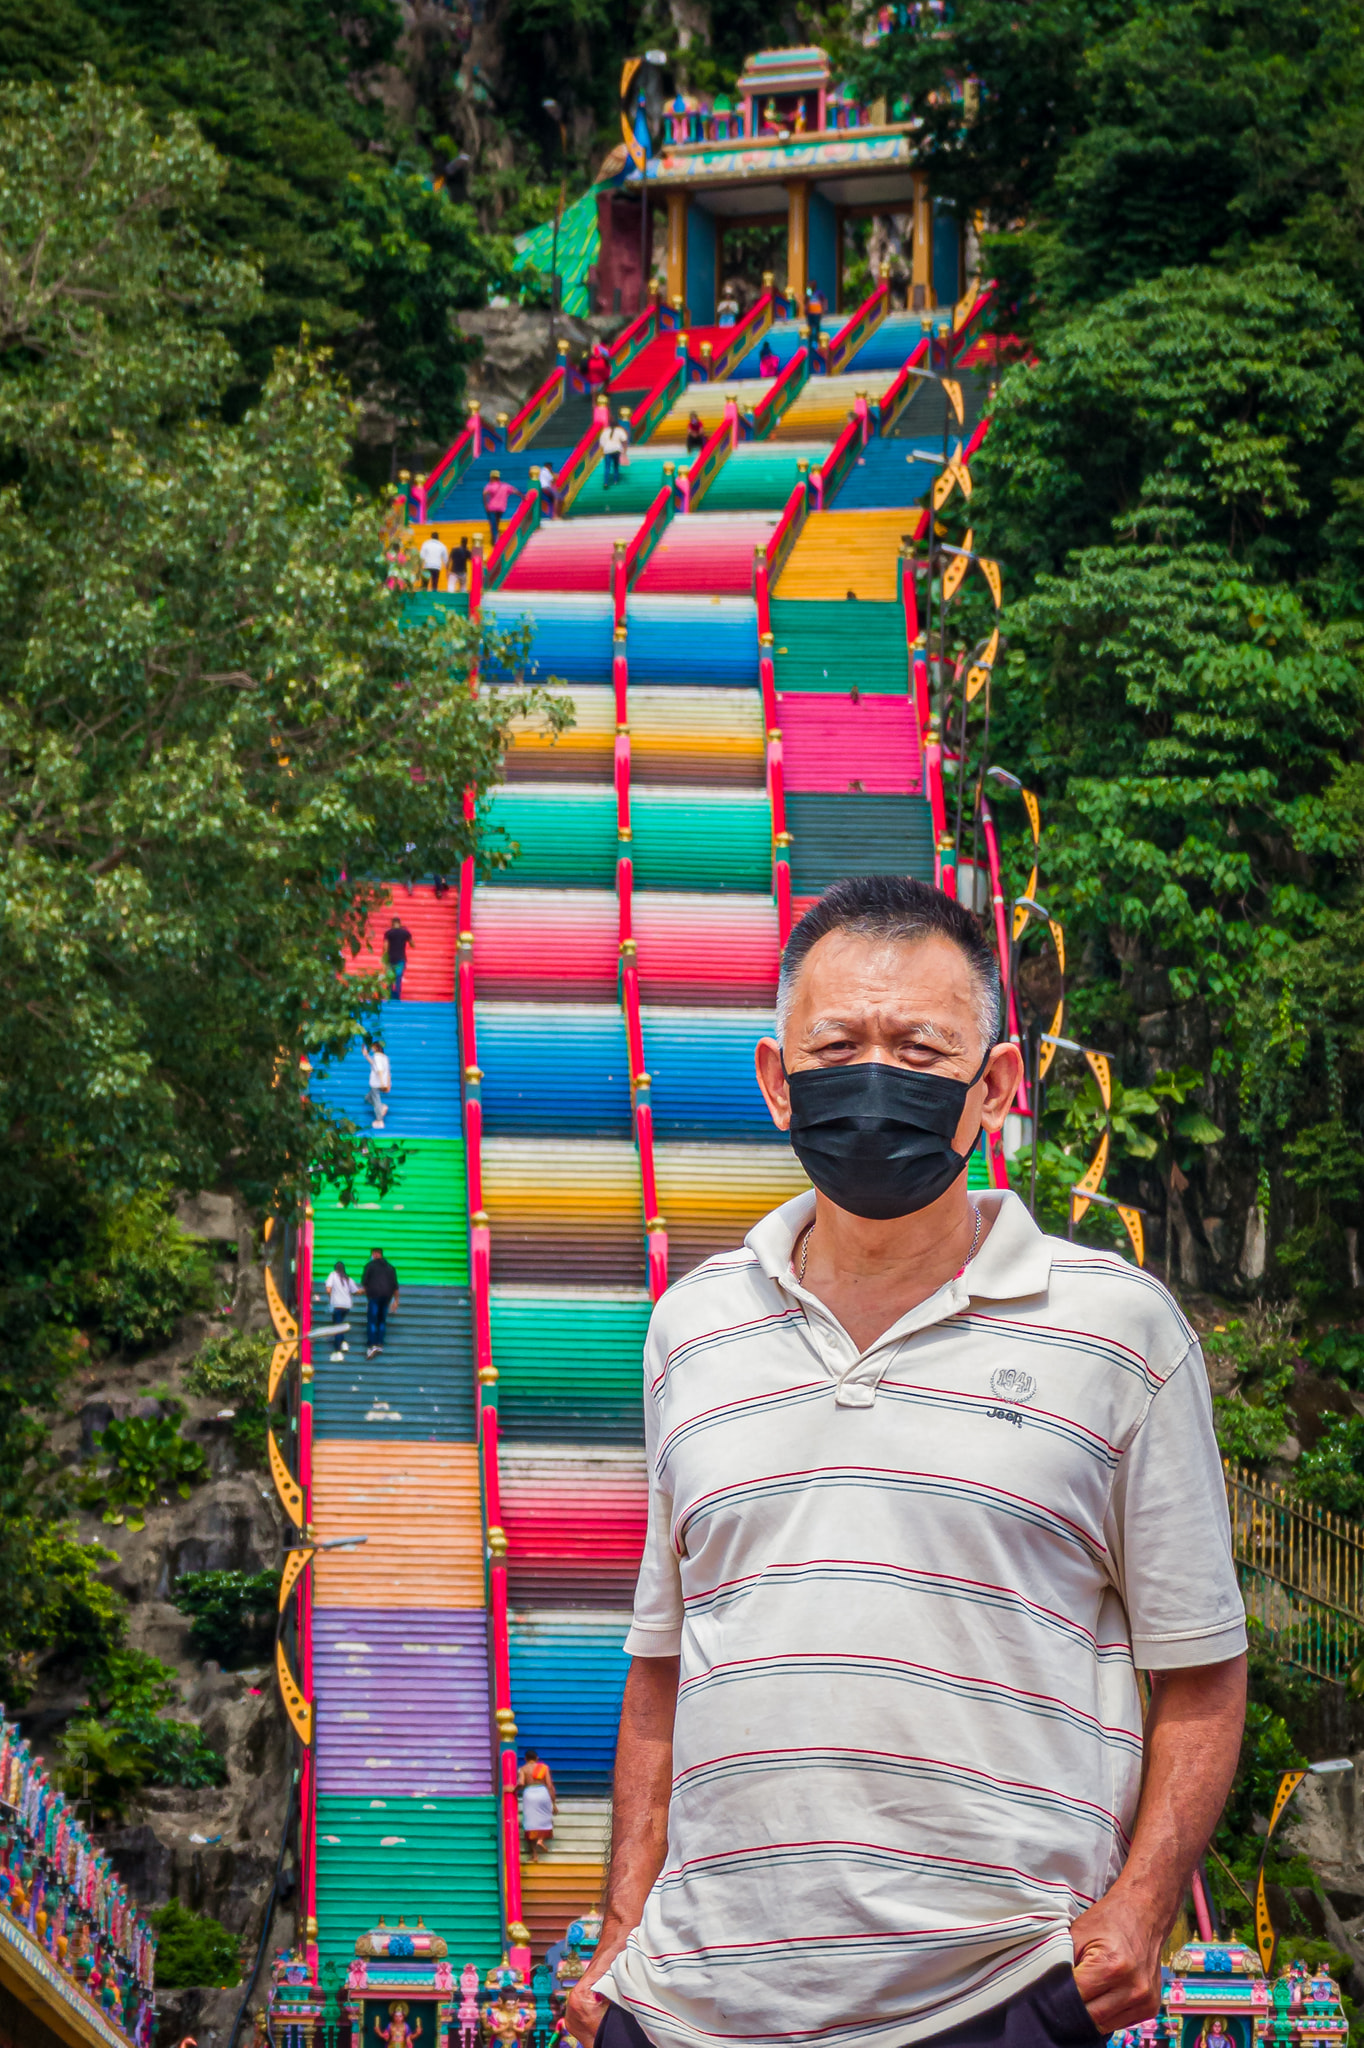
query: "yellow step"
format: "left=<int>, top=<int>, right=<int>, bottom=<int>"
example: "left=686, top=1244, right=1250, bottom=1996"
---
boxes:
left=777, top=509, right=919, bottom=601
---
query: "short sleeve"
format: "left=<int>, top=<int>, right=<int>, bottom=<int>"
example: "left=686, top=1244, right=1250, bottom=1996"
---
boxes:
left=1104, top=1339, right=1248, bottom=1669
left=622, top=1314, right=684, bottom=1657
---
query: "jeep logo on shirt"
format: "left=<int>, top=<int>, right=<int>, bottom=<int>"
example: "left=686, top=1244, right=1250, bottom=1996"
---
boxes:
left=990, top=1366, right=1037, bottom=1405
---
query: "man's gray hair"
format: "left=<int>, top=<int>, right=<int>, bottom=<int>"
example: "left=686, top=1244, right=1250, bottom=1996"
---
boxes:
left=774, top=874, right=1002, bottom=1052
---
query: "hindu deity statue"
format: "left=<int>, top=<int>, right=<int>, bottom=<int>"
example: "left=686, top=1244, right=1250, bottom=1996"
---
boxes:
left=377, top=2001, right=423, bottom=2048
left=482, top=1992, right=532, bottom=2048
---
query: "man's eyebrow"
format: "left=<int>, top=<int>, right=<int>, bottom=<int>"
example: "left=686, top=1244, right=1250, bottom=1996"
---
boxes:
left=801, top=1015, right=964, bottom=1048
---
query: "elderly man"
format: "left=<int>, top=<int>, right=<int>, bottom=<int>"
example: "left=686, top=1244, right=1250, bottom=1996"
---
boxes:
left=568, top=874, right=1246, bottom=2048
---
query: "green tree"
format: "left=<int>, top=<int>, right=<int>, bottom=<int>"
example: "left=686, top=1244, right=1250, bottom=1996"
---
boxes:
left=0, top=2, right=511, bottom=433
left=0, top=74, right=556, bottom=1695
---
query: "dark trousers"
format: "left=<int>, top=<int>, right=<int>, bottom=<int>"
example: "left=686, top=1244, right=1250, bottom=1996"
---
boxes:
left=596, top=1967, right=1101, bottom=2048
left=366, top=1296, right=391, bottom=1348
left=390, top=958, right=405, bottom=998
left=487, top=512, right=502, bottom=542
left=425, top=568, right=441, bottom=589
left=604, top=451, right=621, bottom=484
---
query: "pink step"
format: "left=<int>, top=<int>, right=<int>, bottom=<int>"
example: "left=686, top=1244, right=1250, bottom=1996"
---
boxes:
left=778, top=692, right=922, bottom=794
left=634, top=514, right=778, bottom=595
left=500, top=517, right=638, bottom=592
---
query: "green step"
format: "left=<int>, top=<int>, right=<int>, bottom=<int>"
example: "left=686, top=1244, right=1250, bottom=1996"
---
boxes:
left=571, top=454, right=675, bottom=517
left=786, top=792, right=934, bottom=894
left=492, top=1290, right=650, bottom=1443
left=704, top=448, right=817, bottom=512
left=315, top=1795, right=501, bottom=1972
left=770, top=596, right=908, bottom=694
left=483, top=787, right=772, bottom=891
left=312, top=1138, right=469, bottom=1285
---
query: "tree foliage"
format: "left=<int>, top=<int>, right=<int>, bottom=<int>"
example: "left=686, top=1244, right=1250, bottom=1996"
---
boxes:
left=0, top=74, right=556, bottom=1696
left=0, top=1, right=512, bottom=434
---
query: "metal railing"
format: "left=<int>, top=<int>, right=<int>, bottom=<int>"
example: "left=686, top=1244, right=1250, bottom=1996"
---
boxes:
left=1225, top=1461, right=1364, bottom=1683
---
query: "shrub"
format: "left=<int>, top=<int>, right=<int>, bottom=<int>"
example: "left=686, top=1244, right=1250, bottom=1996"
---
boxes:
left=151, top=1899, right=242, bottom=1989
left=173, top=1570, right=277, bottom=1668
left=76, top=1192, right=215, bottom=1354
left=185, top=1331, right=273, bottom=1468
left=1296, top=1413, right=1364, bottom=1517
left=79, top=1412, right=208, bottom=1530
left=57, top=1651, right=226, bottom=1818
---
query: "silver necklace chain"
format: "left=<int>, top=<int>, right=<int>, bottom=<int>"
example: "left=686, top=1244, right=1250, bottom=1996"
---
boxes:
left=797, top=1202, right=981, bottom=1284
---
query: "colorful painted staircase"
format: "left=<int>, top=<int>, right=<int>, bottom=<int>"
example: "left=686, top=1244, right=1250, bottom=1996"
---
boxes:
left=293, top=287, right=998, bottom=1983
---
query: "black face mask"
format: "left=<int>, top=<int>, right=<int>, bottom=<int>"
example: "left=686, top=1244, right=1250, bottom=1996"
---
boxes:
left=784, top=1048, right=993, bottom=1221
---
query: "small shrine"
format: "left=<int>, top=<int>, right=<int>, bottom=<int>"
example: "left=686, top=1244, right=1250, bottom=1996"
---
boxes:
left=1163, top=1940, right=1270, bottom=2048
left=1131, top=1941, right=1352, bottom=2048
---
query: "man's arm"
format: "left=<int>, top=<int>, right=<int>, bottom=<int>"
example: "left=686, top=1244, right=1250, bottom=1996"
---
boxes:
left=1071, top=1654, right=1247, bottom=2032
left=565, top=1654, right=679, bottom=2047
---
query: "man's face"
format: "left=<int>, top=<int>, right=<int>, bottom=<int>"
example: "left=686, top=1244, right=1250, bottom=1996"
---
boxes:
left=755, top=930, right=1018, bottom=1157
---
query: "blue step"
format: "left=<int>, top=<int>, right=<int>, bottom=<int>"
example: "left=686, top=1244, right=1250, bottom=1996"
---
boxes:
left=475, top=1004, right=779, bottom=1140
left=310, top=1000, right=460, bottom=1139
left=428, top=449, right=540, bottom=522
left=832, top=439, right=940, bottom=509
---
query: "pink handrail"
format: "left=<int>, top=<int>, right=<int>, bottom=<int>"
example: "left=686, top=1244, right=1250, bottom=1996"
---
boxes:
left=810, top=409, right=865, bottom=512
left=824, top=277, right=889, bottom=378
left=611, top=613, right=669, bottom=1297
left=297, top=1212, right=316, bottom=1970
left=754, top=549, right=793, bottom=942
left=506, top=363, right=566, bottom=452
left=485, top=487, right=542, bottom=587
left=874, top=335, right=933, bottom=438
left=423, top=408, right=495, bottom=509
left=751, top=345, right=809, bottom=439
left=764, top=475, right=808, bottom=591
left=622, top=484, right=676, bottom=588
left=461, top=573, right=521, bottom=1943
left=679, top=402, right=738, bottom=512
left=708, top=288, right=776, bottom=384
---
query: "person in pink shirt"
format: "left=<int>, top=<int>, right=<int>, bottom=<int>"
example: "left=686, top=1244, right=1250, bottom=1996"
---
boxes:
left=481, top=469, right=520, bottom=543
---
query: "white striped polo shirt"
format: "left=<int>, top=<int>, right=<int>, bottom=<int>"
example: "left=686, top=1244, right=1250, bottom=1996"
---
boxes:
left=604, top=1188, right=1245, bottom=2048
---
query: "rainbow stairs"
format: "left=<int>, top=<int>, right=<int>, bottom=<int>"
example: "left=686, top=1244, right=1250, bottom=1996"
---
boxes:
left=295, top=288, right=997, bottom=1974
left=303, top=882, right=504, bottom=1975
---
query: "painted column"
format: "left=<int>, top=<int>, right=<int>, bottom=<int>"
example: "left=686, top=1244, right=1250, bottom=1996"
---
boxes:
left=807, top=188, right=838, bottom=311
left=786, top=181, right=809, bottom=303
left=666, top=190, right=687, bottom=311
left=911, top=171, right=932, bottom=309
left=686, top=203, right=717, bottom=324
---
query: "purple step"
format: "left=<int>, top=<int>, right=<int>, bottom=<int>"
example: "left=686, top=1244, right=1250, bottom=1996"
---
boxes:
left=314, top=1609, right=494, bottom=1797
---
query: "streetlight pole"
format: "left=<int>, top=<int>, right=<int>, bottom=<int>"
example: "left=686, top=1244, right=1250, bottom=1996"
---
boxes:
left=542, top=98, right=567, bottom=352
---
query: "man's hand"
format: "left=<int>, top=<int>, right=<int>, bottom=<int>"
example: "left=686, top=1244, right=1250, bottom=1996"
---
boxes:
left=564, top=1929, right=631, bottom=2047
left=1070, top=1882, right=1165, bottom=2033
left=1071, top=1655, right=1247, bottom=2033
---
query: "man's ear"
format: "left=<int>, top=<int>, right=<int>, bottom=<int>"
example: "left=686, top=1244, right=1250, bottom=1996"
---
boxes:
left=755, top=1037, right=791, bottom=1131
left=978, top=1043, right=1025, bottom=1134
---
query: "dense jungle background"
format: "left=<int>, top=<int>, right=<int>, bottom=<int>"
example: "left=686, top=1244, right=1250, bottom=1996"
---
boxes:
left=5, top=0, right=1364, bottom=2029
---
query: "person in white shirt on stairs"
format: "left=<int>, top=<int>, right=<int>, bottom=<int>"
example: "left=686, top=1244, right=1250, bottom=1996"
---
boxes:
left=324, top=1260, right=357, bottom=1361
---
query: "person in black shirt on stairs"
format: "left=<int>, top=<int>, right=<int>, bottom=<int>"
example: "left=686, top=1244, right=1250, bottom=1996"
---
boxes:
left=384, top=915, right=414, bottom=997
left=360, top=1248, right=400, bottom=1357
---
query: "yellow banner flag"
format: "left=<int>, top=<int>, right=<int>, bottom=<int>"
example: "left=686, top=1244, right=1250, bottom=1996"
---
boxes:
left=1048, top=918, right=1067, bottom=976
left=1084, top=1049, right=1113, bottom=1113
left=942, top=377, right=964, bottom=426
left=1011, top=864, right=1039, bottom=940
left=1070, top=1130, right=1111, bottom=1224
left=1022, top=786, right=1040, bottom=845
left=1118, top=1206, right=1145, bottom=1268
left=979, top=556, right=1002, bottom=608
left=1037, top=998, right=1065, bottom=1082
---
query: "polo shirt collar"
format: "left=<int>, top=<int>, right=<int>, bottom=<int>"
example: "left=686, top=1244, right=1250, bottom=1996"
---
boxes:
left=746, top=1185, right=1054, bottom=1405
left=746, top=1185, right=1054, bottom=1304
